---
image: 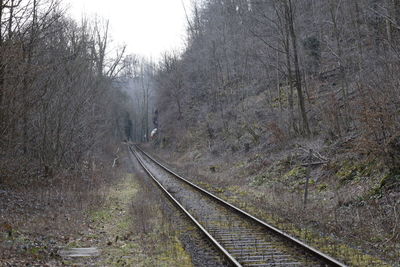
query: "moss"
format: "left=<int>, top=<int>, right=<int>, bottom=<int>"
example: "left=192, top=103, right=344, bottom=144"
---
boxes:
left=207, top=171, right=393, bottom=267
left=229, top=185, right=247, bottom=196
left=59, top=173, right=193, bottom=266
left=336, top=161, right=357, bottom=183
left=28, top=246, right=43, bottom=256
left=155, top=236, right=192, bottom=266
left=252, top=173, right=269, bottom=186
left=250, top=160, right=288, bottom=186
left=284, top=165, right=307, bottom=180
left=362, top=171, right=400, bottom=199
left=317, top=183, right=328, bottom=192
left=365, top=184, right=383, bottom=199
left=90, top=209, right=113, bottom=223
left=379, top=172, right=400, bottom=190
left=336, top=160, right=377, bottom=185
left=65, top=240, right=81, bottom=248
left=213, top=187, right=224, bottom=193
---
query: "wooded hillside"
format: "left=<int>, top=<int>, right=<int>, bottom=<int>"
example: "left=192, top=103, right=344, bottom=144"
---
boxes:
left=146, top=2, right=400, bottom=262
left=155, top=0, right=400, bottom=172
left=0, top=0, right=129, bottom=183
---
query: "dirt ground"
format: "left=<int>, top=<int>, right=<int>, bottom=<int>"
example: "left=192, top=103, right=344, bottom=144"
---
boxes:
left=1, top=143, right=399, bottom=266
left=0, top=148, right=193, bottom=267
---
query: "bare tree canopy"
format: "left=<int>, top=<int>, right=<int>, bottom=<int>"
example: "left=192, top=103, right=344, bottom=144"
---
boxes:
left=0, top=0, right=129, bottom=182
left=153, top=0, right=400, bottom=171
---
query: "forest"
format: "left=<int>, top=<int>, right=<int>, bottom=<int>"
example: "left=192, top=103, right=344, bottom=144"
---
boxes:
left=0, top=0, right=133, bottom=184
left=147, top=0, right=400, bottom=264
left=1, top=0, right=399, bottom=265
left=154, top=0, right=400, bottom=172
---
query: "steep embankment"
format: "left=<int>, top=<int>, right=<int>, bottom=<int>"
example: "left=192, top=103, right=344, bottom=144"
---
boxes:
left=145, top=130, right=399, bottom=266
left=150, top=1, right=400, bottom=265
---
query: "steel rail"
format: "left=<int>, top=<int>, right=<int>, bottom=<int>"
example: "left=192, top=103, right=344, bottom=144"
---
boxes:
left=130, top=146, right=242, bottom=267
left=134, top=145, right=347, bottom=267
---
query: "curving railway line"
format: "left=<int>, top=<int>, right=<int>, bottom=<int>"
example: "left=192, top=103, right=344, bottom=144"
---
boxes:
left=130, top=145, right=347, bottom=267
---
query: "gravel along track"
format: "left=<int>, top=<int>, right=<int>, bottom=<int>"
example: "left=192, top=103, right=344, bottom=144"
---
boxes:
left=129, top=148, right=229, bottom=267
left=131, top=146, right=346, bottom=267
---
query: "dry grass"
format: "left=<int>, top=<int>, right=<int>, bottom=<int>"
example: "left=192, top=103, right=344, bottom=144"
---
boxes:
left=128, top=172, right=193, bottom=266
left=0, top=151, right=118, bottom=265
left=60, top=151, right=193, bottom=266
left=144, top=142, right=399, bottom=266
left=1, top=147, right=194, bottom=266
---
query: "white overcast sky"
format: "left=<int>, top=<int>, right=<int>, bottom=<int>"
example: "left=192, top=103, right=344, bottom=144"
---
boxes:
left=65, top=0, right=192, bottom=59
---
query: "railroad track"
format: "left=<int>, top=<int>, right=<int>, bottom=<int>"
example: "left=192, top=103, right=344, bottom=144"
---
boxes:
left=130, top=145, right=346, bottom=267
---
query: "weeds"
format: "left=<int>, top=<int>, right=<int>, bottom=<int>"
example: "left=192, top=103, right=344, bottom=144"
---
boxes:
left=146, top=142, right=400, bottom=266
left=0, top=148, right=118, bottom=265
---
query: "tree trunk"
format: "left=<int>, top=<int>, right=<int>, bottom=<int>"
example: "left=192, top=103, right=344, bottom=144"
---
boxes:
left=0, top=0, right=4, bottom=129
left=330, top=0, right=350, bottom=131
left=286, top=0, right=310, bottom=136
left=284, top=26, right=297, bottom=135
